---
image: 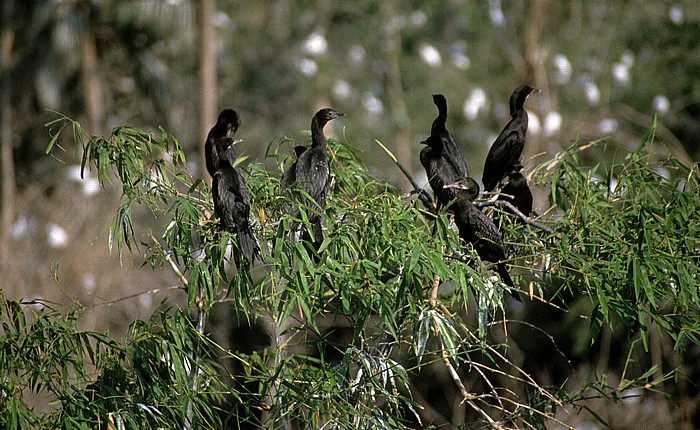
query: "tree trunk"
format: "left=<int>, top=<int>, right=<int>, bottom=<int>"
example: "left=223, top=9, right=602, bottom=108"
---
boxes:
left=382, top=0, right=412, bottom=192
left=79, top=2, right=105, bottom=134
left=1, top=3, right=16, bottom=249
left=198, top=0, right=216, bottom=182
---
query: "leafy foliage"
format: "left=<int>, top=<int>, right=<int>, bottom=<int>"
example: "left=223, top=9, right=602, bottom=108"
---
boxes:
left=1, top=117, right=697, bottom=428
left=536, top=124, right=700, bottom=349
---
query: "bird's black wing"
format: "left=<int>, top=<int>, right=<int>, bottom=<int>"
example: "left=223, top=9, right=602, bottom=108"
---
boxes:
left=280, top=145, right=309, bottom=192
left=296, top=146, right=330, bottom=215
left=443, top=134, right=469, bottom=178
left=213, top=167, right=249, bottom=230
left=483, top=128, right=519, bottom=191
left=430, top=94, right=469, bottom=178
left=214, top=166, right=259, bottom=261
left=483, top=109, right=529, bottom=192
left=500, top=173, right=533, bottom=217
left=205, top=135, right=221, bottom=178
left=420, top=144, right=462, bottom=209
left=457, top=202, right=521, bottom=301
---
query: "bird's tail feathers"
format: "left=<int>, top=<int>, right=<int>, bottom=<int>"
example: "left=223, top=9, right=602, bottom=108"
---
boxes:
left=496, top=263, right=521, bottom=302
left=238, top=223, right=261, bottom=262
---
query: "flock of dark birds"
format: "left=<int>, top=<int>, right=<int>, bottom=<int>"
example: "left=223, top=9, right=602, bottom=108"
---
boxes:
left=205, top=85, right=538, bottom=301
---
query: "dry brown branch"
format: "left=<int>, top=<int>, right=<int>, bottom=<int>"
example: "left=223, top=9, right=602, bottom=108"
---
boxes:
left=431, top=318, right=498, bottom=427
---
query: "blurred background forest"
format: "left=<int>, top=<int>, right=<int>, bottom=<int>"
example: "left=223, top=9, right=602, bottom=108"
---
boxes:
left=1, top=0, right=699, bottom=427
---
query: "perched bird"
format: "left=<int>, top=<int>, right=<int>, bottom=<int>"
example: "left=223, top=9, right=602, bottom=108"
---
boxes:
left=482, top=85, right=538, bottom=192
left=212, top=137, right=260, bottom=262
left=280, top=108, right=344, bottom=246
left=420, top=95, right=469, bottom=212
left=205, top=109, right=241, bottom=178
left=443, top=177, right=521, bottom=301
left=431, top=94, right=469, bottom=179
left=499, top=165, right=533, bottom=218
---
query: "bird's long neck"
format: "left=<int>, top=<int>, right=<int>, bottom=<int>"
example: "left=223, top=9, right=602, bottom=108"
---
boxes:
left=509, top=94, right=527, bottom=117
left=431, top=99, right=447, bottom=135
left=311, top=118, right=328, bottom=148
left=436, top=102, right=447, bottom=127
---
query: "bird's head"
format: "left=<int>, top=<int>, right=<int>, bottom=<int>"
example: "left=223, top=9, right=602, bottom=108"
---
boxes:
left=443, top=177, right=480, bottom=200
left=431, top=94, right=448, bottom=133
left=509, top=85, right=540, bottom=115
left=507, top=171, right=528, bottom=186
left=217, top=109, right=241, bottom=137
left=315, top=108, right=345, bottom=123
left=215, top=137, right=242, bottom=163
left=420, top=135, right=441, bottom=147
left=293, top=145, right=307, bottom=158
left=432, top=94, right=447, bottom=114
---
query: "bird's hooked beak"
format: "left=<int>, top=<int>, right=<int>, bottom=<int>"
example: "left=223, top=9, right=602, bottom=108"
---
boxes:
left=420, top=135, right=436, bottom=146
left=443, top=181, right=466, bottom=190
left=218, top=137, right=242, bottom=150
left=226, top=138, right=243, bottom=148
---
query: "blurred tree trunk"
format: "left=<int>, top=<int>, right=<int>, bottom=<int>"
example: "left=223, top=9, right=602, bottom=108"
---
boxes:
left=522, top=0, right=558, bottom=213
left=1, top=2, right=15, bottom=249
left=198, top=0, right=216, bottom=182
left=78, top=1, right=105, bottom=134
left=523, top=0, right=560, bottom=159
left=382, top=0, right=412, bottom=192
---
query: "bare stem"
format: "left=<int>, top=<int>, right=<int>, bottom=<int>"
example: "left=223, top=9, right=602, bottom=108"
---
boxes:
left=475, top=199, right=558, bottom=235
left=375, top=139, right=434, bottom=208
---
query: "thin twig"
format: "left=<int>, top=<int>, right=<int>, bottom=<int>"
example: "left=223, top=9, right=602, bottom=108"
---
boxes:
left=167, top=253, right=189, bottom=287
left=493, top=319, right=573, bottom=372
left=375, top=139, right=434, bottom=208
left=432, top=319, right=498, bottom=427
left=475, top=199, right=558, bottom=235
left=87, top=285, right=182, bottom=308
left=464, top=330, right=564, bottom=408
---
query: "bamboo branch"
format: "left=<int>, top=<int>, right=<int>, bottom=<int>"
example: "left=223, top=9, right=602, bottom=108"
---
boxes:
left=431, top=319, right=498, bottom=427
left=375, top=139, right=434, bottom=208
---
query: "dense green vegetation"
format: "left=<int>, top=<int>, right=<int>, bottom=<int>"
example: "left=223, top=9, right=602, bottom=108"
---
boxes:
left=1, top=117, right=697, bottom=429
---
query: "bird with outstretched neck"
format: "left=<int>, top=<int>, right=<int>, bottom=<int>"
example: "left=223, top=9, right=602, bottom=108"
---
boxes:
left=420, top=95, right=469, bottom=213
left=205, top=109, right=241, bottom=178
left=280, top=108, right=344, bottom=249
left=431, top=94, right=469, bottom=180
left=443, top=177, right=521, bottom=302
left=482, top=85, right=538, bottom=192
left=499, top=164, right=533, bottom=218
left=212, top=137, right=260, bottom=262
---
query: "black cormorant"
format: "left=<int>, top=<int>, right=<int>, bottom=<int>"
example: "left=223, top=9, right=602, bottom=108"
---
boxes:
left=482, top=85, right=538, bottom=192
left=431, top=94, right=469, bottom=179
left=212, top=137, right=260, bottom=262
left=420, top=95, right=469, bottom=212
left=280, top=108, right=344, bottom=246
left=500, top=165, right=533, bottom=218
left=205, top=109, right=241, bottom=178
left=443, top=177, right=521, bottom=301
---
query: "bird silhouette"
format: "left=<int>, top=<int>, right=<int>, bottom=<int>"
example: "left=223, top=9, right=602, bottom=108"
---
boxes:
left=500, top=165, right=533, bottom=218
left=205, top=109, right=241, bottom=178
left=482, top=85, right=538, bottom=192
left=420, top=95, right=469, bottom=213
left=443, top=177, right=521, bottom=302
left=280, top=108, right=344, bottom=248
left=212, top=137, right=260, bottom=262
